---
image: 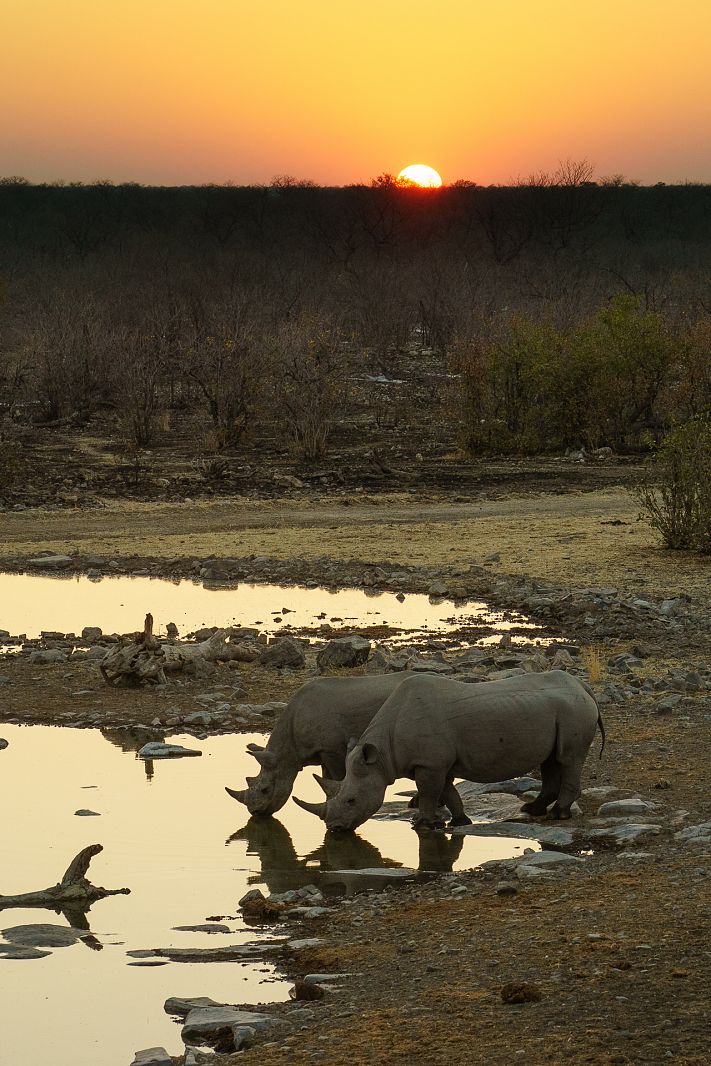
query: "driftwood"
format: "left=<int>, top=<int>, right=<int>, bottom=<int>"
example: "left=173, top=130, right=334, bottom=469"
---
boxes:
left=161, top=628, right=230, bottom=671
left=0, top=844, right=130, bottom=912
left=100, top=613, right=167, bottom=686
left=100, top=614, right=234, bottom=686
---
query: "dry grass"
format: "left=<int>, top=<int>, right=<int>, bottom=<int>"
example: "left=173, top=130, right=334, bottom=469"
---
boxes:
left=580, top=645, right=605, bottom=683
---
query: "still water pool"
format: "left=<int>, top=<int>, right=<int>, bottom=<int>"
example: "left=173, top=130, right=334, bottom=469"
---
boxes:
left=0, top=725, right=535, bottom=1066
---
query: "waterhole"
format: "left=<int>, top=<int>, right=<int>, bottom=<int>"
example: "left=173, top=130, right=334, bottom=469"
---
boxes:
left=0, top=725, right=538, bottom=1066
left=0, top=573, right=542, bottom=647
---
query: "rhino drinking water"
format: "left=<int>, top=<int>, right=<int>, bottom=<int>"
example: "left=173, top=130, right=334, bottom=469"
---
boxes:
left=294, top=670, right=605, bottom=831
left=225, top=673, right=412, bottom=816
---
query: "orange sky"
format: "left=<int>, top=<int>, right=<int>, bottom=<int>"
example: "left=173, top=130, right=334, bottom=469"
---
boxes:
left=3, top=0, right=711, bottom=185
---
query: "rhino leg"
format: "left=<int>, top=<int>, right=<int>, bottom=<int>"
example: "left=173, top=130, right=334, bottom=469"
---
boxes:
left=411, top=767, right=447, bottom=830
left=520, top=751, right=561, bottom=817
left=549, top=757, right=585, bottom=819
left=441, top=781, right=472, bottom=827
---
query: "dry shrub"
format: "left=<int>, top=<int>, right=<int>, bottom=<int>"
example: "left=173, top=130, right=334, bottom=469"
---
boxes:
left=580, top=645, right=605, bottom=684
left=633, top=414, right=711, bottom=552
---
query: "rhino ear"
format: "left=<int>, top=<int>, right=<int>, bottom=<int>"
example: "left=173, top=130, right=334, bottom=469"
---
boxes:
left=246, top=775, right=258, bottom=787
left=346, top=736, right=359, bottom=754
left=362, top=743, right=379, bottom=765
left=250, top=749, right=277, bottom=769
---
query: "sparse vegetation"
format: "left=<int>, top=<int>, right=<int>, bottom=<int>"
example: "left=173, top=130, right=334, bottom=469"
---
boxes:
left=633, top=414, right=711, bottom=551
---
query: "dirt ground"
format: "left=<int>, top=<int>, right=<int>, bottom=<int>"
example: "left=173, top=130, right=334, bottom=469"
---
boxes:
left=1, top=464, right=710, bottom=1066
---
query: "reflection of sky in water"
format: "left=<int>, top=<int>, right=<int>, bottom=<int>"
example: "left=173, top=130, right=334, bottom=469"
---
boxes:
left=0, top=725, right=535, bottom=1066
left=0, top=574, right=540, bottom=644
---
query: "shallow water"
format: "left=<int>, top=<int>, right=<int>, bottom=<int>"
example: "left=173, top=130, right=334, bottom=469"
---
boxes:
left=0, top=573, right=539, bottom=645
left=0, top=724, right=536, bottom=1065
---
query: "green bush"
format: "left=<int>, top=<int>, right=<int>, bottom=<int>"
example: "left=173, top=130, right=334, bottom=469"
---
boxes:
left=633, top=415, right=711, bottom=551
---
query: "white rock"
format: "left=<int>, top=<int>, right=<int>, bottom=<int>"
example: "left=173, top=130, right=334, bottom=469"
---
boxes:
left=596, top=799, right=653, bottom=817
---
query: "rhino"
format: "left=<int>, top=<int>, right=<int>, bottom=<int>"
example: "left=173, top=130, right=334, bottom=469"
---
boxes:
left=225, top=673, right=415, bottom=816
left=294, top=670, right=605, bottom=831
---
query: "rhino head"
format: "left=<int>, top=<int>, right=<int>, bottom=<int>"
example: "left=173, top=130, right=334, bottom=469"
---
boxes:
left=225, top=744, right=298, bottom=816
left=294, top=741, right=387, bottom=832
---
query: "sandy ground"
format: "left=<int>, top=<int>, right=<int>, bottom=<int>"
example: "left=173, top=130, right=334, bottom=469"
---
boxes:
left=2, top=489, right=710, bottom=599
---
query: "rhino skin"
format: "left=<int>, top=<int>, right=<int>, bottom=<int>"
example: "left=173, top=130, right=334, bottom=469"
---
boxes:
left=294, top=670, right=604, bottom=832
left=225, top=673, right=409, bottom=816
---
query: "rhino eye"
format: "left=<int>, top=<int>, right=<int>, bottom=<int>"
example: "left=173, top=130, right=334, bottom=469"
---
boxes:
left=261, top=788, right=269, bottom=795
left=346, top=798, right=355, bottom=805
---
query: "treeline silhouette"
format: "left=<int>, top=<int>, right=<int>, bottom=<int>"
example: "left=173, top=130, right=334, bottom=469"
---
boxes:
left=1, top=176, right=710, bottom=459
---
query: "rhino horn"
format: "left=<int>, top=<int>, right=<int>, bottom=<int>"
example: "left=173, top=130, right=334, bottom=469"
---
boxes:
left=293, top=796, right=327, bottom=819
left=314, top=774, right=341, bottom=799
left=246, top=742, right=265, bottom=752
left=225, top=786, right=249, bottom=805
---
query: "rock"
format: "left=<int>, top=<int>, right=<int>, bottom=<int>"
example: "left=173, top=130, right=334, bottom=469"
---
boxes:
left=655, top=694, right=683, bottom=715
left=674, top=821, right=711, bottom=845
left=456, top=776, right=541, bottom=799
left=428, top=580, right=448, bottom=597
left=496, top=882, right=518, bottom=896
left=29, top=650, right=68, bottom=664
left=320, top=867, right=416, bottom=893
left=166, top=622, right=179, bottom=639
left=137, top=742, right=202, bottom=759
left=130, top=1049, right=173, bottom=1066
left=259, top=637, right=306, bottom=669
left=81, top=627, right=103, bottom=641
left=27, top=554, right=73, bottom=569
left=181, top=1006, right=276, bottom=1046
left=152, top=944, right=273, bottom=962
left=0, top=944, right=52, bottom=960
left=172, top=924, right=231, bottom=934
left=316, top=635, right=371, bottom=671
left=596, top=799, right=653, bottom=817
left=518, top=850, right=582, bottom=868
left=588, top=824, right=662, bottom=845
left=286, top=938, right=327, bottom=952
left=165, top=996, right=226, bottom=1018
left=0, top=739, right=7, bottom=751
left=74, top=809, right=100, bottom=817
left=1, top=924, right=84, bottom=947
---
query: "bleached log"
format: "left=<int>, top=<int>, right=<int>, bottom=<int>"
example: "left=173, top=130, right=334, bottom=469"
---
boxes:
left=0, top=844, right=130, bottom=910
left=160, top=628, right=230, bottom=672
left=100, top=613, right=167, bottom=686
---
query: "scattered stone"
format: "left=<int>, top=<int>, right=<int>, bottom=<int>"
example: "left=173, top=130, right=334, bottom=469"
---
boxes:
left=674, top=821, right=711, bottom=845
left=172, top=923, right=231, bottom=934
left=290, top=979, right=325, bottom=1001
left=316, top=635, right=371, bottom=671
left=27, top=554, right=73, bottom=569
left=1, top=924, right=84, bottom=948
left=137, top=742, right=202, bottom=759
left=259, top=637, right=306, bottom=669
left=596, top=799, right=654, bottom=817
left=0, top=739, right=7, bottom=751
left=181, top=1006, right=276, bottom=1046
left=496, top=882, right=518, bottom=896
left=130, top=1048, right=173, bottom=1066
left=81, top=626, right=103, bottom=641
left=588, top=824, right=662, bottom=845
left=74, top=809, right=100, bottom=817
left=28, top=650, right=68, bottom=664
left=0, top=944, right=52, bottom=960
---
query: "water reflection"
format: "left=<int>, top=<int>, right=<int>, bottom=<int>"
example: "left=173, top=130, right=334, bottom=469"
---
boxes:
left=227, top=816, right=465, bottom=886
left=101, top=727, right=165, bottom=780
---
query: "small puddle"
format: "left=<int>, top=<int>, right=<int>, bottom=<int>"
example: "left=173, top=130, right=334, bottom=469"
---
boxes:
left=0, top=573, right=542, bottom=647
left=0, top=724, right=537, bottom=1066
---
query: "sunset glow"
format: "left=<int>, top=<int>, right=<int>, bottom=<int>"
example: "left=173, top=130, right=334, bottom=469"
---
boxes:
left=2, top=1, right=711, bottom=184
left=398, top=165, right=443, bottom=188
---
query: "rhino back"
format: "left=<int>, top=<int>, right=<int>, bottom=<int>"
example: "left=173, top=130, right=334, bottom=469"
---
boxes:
left=287, top=673, right=406, bottom=761
left=365, top=671, right=598, bottom=782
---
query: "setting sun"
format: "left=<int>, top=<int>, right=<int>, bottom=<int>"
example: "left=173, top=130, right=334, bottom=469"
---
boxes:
left=397, top=164, right=443, bottom=188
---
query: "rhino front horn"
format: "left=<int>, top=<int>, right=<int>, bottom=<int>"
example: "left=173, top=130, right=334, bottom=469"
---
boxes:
left=293, top=796, right=327, bottom=819
left=314, top=774, right=341, bottom=799
left=225, top=786, right=249, bottom=805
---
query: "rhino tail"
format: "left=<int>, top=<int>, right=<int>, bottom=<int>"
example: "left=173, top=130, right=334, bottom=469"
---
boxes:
left=580, top=679, right=606, bottom=759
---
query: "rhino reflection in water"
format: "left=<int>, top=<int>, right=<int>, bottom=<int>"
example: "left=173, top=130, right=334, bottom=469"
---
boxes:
left=227, top=817, right=402, bottom=895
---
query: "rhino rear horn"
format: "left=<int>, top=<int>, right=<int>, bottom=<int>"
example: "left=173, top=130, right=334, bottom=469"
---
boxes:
left=225, top=786, right=249, bottom=805
left=314, top=774, right=341, bottom=799
left=293, top=796, right=327, bottom=820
